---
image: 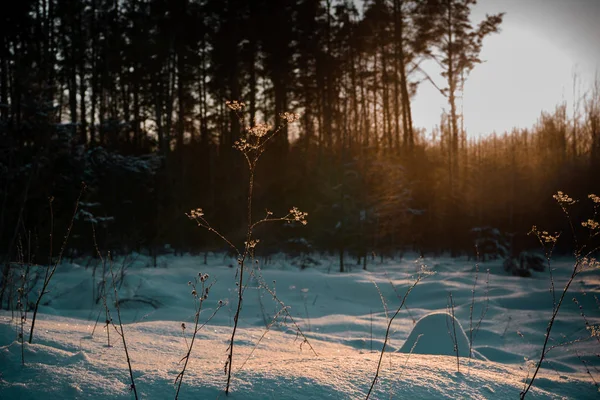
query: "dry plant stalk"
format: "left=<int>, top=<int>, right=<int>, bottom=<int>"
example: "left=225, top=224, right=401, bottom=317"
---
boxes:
left=186, top=101, right=313, bottom=395
left=29, top=183, right=85, bottom=344
left=446, top=292, right=460, bottom=373
left=92, top=224, right=138, bottom=399
left=107, top=252, right=138, bottom=400
left=92, top=224, right=112, bottom=347
left=16, top=232, right=33, bottom=366
left=174, top=274, right=224, bottom=399
left=520, top=192, right=600, bottom=399
left=365, top=263, right=431, bottom=400
left=468, top=257, right=490, bottom=373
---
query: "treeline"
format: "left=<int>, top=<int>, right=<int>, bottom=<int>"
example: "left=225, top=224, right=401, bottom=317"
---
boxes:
left=1, top=0, right=599, bottom=270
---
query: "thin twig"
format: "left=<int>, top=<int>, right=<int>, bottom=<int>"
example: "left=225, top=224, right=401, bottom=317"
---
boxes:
left=29, top=184, right=85, bottom=344
left=108, top=252, right=139, bottom=400
left=521, top=193, right=599, bottom=398
left=446, top=292, right=460, bottom=373
left=366, top=269, right=427, bottom=399
left=236, top=306, right=287, bottom=373
left=175, top=276, right=222, bottom=400
left=383, top=269, right=416, bottom=324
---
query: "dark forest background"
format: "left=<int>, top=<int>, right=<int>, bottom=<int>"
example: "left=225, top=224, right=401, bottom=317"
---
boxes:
left=1, top=0, right=599, bottom=271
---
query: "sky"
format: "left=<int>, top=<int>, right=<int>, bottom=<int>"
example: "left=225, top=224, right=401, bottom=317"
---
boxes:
left=366, top=0, right=600, bottom=137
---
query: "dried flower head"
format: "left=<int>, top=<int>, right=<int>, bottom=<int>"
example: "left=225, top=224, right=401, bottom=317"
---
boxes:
left=246, top=122, right=272, bottom=138
left=226, top=100, right=245, bottom=111
left=288, top=207, right=308, bottom=225
left=553, top=191, right=576, bottom=205
left=233, top=137, right=259, bottom=153
left=540, top=231, right=559, bottom=243
left=245, top=239, right=260, bottom=249
left=529, top=225, right=559, bottom=243
left=581, top=257, right=600, bottom=271
left=588, top=194, right=600, bottom=204
left=280, top=112, right=300, bottom=123
left=581, top=219, right=599, bottom=230
left=419, top=265, right=436, bottom=277
left=187, top=208, right=204, bottom=219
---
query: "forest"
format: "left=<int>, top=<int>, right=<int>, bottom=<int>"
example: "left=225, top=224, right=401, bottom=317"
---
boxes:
left=1, top=0, right=599, bottom=271
left=1, top=2, right=600, bottom=398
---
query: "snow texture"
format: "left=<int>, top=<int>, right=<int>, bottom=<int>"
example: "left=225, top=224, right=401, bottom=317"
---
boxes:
left=1, top=253, right=599, bottom=399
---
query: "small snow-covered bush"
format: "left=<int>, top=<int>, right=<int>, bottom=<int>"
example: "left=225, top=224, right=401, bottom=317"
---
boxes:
left=471, top=226, right=509, bottom=261
left=503, top=257, right=531, bottom=277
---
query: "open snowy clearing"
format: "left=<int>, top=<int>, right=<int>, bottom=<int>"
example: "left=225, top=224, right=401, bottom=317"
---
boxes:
left=1, top=253, right=599, bottom=399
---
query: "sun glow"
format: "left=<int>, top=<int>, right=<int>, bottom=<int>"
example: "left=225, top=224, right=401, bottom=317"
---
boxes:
left=404, top=0, right=600, bottom=138
left=412, top=22, right=584, bottom=138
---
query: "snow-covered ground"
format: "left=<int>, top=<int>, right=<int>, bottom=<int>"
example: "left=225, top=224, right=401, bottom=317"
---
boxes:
left=1, top=252, right=599, bottom=399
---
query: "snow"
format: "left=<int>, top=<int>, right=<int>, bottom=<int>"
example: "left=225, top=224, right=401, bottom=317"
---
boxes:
left=399, top=312, right=476, bottom=358
left=1, top=253, right=599, bottom=399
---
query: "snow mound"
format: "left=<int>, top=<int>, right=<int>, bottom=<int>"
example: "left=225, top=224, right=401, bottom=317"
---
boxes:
left=399, top=312, right=472, bottom=357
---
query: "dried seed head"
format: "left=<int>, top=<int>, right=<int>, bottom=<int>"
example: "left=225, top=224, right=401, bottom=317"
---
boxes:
left=186, top=208, right=204, bottom=219
left=280, top=112, right=300, bottom=123
left=553, top=191, right=576, bottom=205
left=246, top=122, right=272, bottom=138
left=289, top=207, right=308, bottom=225
left=226, top=100, right=245, bottom=111
left=582, top=219, right=599, bottom=230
